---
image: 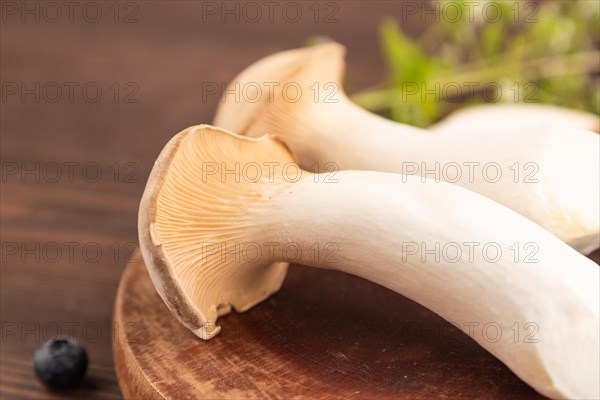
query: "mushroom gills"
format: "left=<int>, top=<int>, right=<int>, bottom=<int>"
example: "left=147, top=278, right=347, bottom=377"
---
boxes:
left=139, top=125, right=599, bottom=400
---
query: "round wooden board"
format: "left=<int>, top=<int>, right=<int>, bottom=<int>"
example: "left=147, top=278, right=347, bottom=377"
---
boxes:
left=113, top=250, right=546, bottom=399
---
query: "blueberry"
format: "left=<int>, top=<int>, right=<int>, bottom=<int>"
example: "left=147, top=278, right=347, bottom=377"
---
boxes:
left=33, top=338, right=88, bottom=389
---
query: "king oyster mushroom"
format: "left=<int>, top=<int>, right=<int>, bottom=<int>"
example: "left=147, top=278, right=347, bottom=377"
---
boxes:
left=431, top=103, right=600, bottom=134
left=213, top=43, right=600, bottom=254
left=139, top=124, right=599, bottom=400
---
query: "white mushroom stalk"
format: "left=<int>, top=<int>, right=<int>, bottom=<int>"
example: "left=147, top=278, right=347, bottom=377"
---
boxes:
left=139, top=125, right=599, bottom=400
left=213, top=43, right=600, bottom=254
left=431, top=103, right=600, bottom=134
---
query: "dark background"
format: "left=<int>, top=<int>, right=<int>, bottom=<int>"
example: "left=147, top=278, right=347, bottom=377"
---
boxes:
left=1, top=1, right=598, bottom=399
left=0, top=1, right=427, bottom=398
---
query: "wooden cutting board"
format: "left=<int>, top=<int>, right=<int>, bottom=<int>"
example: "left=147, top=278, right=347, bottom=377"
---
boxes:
left=113, top=251, right=547, bottom=399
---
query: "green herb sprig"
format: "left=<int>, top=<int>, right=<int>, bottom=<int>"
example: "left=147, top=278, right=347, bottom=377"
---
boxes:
left=351, top=0, right=599, bottom=127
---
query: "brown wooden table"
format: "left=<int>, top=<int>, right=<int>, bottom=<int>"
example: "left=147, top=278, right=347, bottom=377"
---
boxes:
left=1, top=1, right=597, bottom=399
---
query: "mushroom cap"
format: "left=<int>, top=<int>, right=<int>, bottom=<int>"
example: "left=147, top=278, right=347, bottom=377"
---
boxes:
left=138, top=125, right=297, bottom=339
left=216, top=42, right=600, bottom=137
left=214, top=42, right=346, bottom=135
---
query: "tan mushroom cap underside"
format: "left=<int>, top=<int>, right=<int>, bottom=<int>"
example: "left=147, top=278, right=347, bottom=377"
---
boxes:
left=138, top=125, right=297, bottom=339
left=213, top=42, right=346, bottom=135
left=215, top=42, right=600, bottom=136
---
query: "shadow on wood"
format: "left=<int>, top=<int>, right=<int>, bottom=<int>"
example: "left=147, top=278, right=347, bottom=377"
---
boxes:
left=113, top=250, right=551, bottom=399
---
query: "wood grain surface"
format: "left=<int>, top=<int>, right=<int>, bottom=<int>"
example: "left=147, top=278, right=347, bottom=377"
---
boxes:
left=2, top=1, right=599, bottom=399
left=114, top=253, right=550, bottom=400
left=0, top=2, right=427, bottom=398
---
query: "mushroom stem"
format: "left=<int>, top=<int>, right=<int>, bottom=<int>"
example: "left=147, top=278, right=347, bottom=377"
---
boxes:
left=214, top=43, right=600, bottom=253
left=140, top=125, right=599, bottom=400
left=266, top=173, right=600, bottom=400
left=430, top=104, right=600, bottom=134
